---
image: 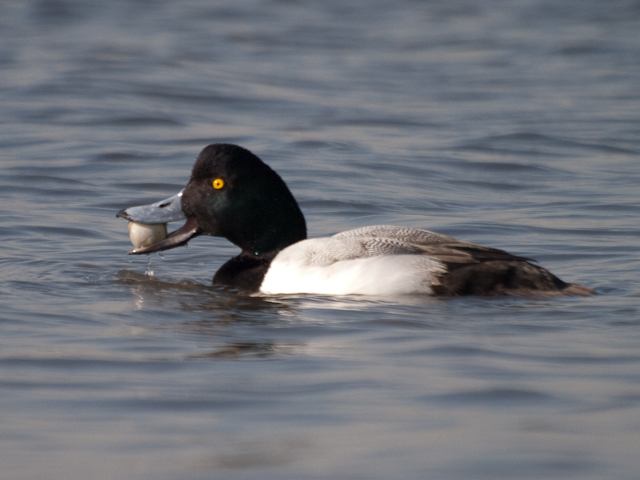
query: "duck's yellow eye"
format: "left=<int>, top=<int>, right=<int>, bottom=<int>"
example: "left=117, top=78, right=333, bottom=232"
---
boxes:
left=212, top=178, right=225, bottom=190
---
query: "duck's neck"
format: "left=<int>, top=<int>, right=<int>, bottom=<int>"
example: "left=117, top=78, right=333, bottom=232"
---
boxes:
left=244, top=232, right=306, bottom=257
left=232, top=204, right=307, bottom=257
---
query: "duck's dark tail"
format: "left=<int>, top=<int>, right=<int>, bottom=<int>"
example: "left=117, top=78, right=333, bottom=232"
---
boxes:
left=559, top=283, right=594, bottom=296
left=432, top=260, right=593, bottom=297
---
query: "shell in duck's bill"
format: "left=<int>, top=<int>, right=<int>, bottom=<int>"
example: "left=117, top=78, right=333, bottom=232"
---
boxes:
left=116, top=144, right=593, bottom=297
left=128, top=222, right=167, bottom=251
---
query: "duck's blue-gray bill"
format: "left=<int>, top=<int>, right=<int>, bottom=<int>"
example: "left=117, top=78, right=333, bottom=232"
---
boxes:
left=116, top=191, right=201, bottom=254
left=116, top=191, right=186, bottom=224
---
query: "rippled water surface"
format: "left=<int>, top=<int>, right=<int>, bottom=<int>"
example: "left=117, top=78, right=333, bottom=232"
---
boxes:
left=2, top=0, right=640, bottom=479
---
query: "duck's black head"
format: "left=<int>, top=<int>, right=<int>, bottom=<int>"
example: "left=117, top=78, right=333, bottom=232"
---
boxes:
left=118, top=144, right=307, bottom=256
left=183, top=144, right=307, bottom=254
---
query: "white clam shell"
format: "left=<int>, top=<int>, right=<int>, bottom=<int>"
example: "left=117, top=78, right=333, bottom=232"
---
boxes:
left=128, top=222, right=168, bottom=249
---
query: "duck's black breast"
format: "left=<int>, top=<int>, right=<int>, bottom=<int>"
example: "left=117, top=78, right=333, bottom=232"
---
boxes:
left=212, top=251, right=278, bottom=292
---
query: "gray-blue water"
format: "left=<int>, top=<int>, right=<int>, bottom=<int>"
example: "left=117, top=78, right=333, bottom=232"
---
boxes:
left=2, top=1, right=640, bottom=478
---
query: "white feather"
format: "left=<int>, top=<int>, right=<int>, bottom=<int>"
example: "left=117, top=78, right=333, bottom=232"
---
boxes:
left=260, top=227, right=448, bottom=295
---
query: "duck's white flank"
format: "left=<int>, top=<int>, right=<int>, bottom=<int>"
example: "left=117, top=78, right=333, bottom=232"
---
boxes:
left=260, top=226, right=448, bottom=296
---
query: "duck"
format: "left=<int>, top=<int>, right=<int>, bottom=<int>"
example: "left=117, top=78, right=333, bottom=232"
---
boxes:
left=116, top=144, right=592, bottom=297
